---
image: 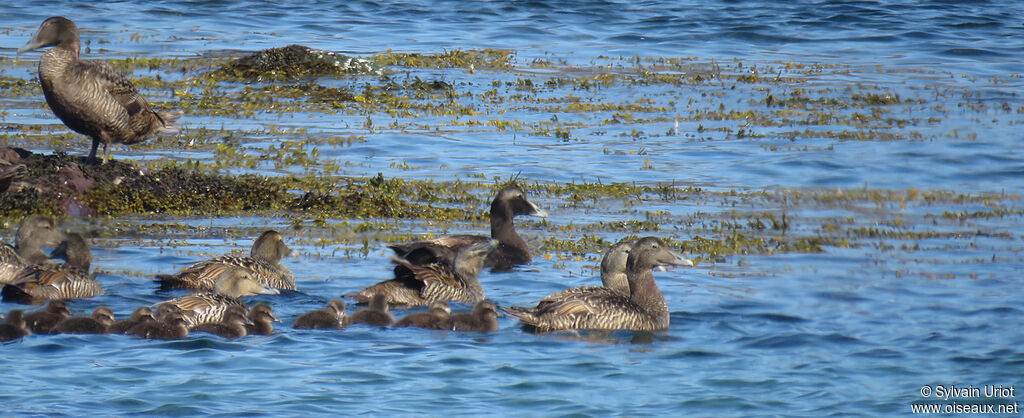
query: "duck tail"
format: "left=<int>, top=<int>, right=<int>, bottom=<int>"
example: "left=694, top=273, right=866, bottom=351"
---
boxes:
left=500, top=305, right=537, bottom=323
left=154, top=274, right=193, bottom=291
left=1, top=284, right=38, bottom=305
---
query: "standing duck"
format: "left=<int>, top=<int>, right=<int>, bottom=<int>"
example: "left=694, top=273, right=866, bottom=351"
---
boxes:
left=53, top=306, right=115, bottom=334
left=293, top=299, right=346, bottom=330
left=345, top=294, right=394, bottom=327
left=395, top=300, right=451, bottom=330
left=2, top=233, right=102, bottom=304
left=156, top=231, right=295, bottom=291
left=18, top=17, right=182, bottom=164
left=388, top=186, right=546, bottom=270
left=0, top=216, right=65, bottom=284
left=503, top=237, right=693, bottom=332
left=447, top=300, right=499, bottom=333
left=349, top=239, right=497, bottom=307
left=0, top=310, right=31, bottom=341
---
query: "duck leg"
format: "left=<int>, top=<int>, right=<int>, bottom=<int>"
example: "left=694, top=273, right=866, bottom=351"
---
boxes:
left=87, top=138, right=100, bottom=165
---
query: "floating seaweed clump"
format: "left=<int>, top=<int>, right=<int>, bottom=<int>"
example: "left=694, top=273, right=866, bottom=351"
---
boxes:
left=215, top=44, right=386, bottom=80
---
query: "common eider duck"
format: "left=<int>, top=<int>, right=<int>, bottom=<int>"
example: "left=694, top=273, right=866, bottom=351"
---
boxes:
left=108, top=306, right=155, bottom=334
left=23, top=300, right=71, bottom=334
left=2, top=233, right=102, bottom=304
left=18, top=17, right=183, bottom=164
left=0, top=159, right=27, bottom=193
left=293, top=299, right=346, bottom=329
left=129, top=311, right=189, bottom=340
left=0, top=310, right=31, bottom=341
left=447, top=300, right=500, bottom=332
left=193, top=306, right=249, bottom=338
left=530, top=240, right=634, bottom=308
left=53, top=306, right=114, bottom=334
left=395, top=300, right=451, bottom=330
left=0, top=216, right=65, bottom=284
left=344, top=294, right=394, bottom=327
left=349, top=239, right=497, bottom=307
left=156, top=230, right=295, bottom=291
left=388, top=186, right=546, bottom=270
left=503, top=237, right=693, bottom=331
left=207, top=267, right=281, bottom=299
left=153, top=293, right=251, bottom=329
left=245, top=302, right=277, bottom=335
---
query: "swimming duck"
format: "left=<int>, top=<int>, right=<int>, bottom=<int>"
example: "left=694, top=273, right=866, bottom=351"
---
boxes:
left=23, top=300, right=71, bottom=334
left=503, top=237, right=693, bottom=331
left=0, top=310, right=31, bottom=341
left=0, top=216, right=65, bottom=284
left=530, top=240, right=634, bottom=308
left=293, top=299, right=346, bottom=329
left=447, top=300, right=499, bottom=332
left=209, top=267, right=281, bottom=298
left=156, top=230, right=295, bottom=291
left=349, top=239, right=497, bottom=307
left=2, top=233, right=102, bottom=304
left=18, top=17, right=183, bottom=164
left=53, top=306, right=115, bottom=334
left=388, top=186, right=546, bottom=270
left=245, top=302, right=277, bottom=335
left=108, top=307, right=155, bottom=334
left=152, top=293, right=251, bottom=329
left=0, top=159, right=27, bottom=193
left=129, top=311, right=189, bottom=340
left=193, top=306, right=249, bottom=338
left=395, top=300, right=451, bottom=330
left=344, top=294, right=394, bottom=327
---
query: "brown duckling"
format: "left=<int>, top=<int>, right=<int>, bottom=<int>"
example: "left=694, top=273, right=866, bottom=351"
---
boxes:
left=129, top=311, right=189, bottom=340
left=245, top=302, right=277, bottom=336
left=23, top=300, right=71, bottom=334
left=389, top=186, right=546, bottom=270
left=504, top=237, right=693, bottom=331
left=193, top=306, right=249, bottom=338
left=395, top=300, right=451, bottom=330
left=108, top=307, right=155, bottom=334
left=349, top=239, right=497, bottom=307
left=156, top=231, right=295, bottom=291
left=53, top=306, right=115, bottom=334
left=0, top=310, right=31, bottom=341
left=18, top=17, right=183, bottom=164
left=293, top=299, right=346, bottom=329
left=447, top=300, right=499, bottom=332
left=344, top=294, right=394, bottom=327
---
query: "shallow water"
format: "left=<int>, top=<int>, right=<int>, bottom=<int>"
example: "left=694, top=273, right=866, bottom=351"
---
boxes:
left=1, top=1, right=1023, bottom=416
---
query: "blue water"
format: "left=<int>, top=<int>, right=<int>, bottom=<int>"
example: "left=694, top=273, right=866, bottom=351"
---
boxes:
left=1, top=1, right=1023, bottom=416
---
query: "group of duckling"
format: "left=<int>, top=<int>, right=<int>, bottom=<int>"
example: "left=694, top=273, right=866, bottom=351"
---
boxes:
left=4, top=16, right=696, bottom=340
left=0, top=184, right=693, bottom=341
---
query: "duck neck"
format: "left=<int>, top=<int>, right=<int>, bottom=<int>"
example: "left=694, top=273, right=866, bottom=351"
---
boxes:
left=627, top=269, right=668, bottom=315
left=490, top=201, right=527, bottom=258
left=39, top=40, right=79, bottom=79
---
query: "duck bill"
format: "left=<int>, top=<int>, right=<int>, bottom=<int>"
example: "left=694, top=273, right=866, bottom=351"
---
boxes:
left=528, top=200, right=548, bottom=218
left=257, top=286, right=280, bottom=296
left=655, top=252, right=694, bottom=271
left=17, top=36, right=47, bottom=55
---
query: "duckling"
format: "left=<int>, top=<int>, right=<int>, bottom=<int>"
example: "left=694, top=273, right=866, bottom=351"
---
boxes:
left=389, top=186, right=546, bottom=270
left=193, top=306, right=249, bottom=338
left=2, top=233, right=102, bottom=304
left=504, top=237, right=693, bottom=331
left=349, top=239, right=497, bottom=307
left=23, top=300, right=71, bottom=334
left=0, top=310, right=31, bottom=341
left=447, top=300, right=499, bottom=332
left=156, top=231, right=295, bottom=291
left=18, top=17, right=182, bottom=164
left=293, top=299, right=346, bottom=329
left=344, top=294, right=394, bottom=327
left=395, top=300, right=451, bottom=330
left=0, top=216, right=64, bottom=284
left=53, top=306, right=115, bottom=334
left=245, top=303, right=277, bottom=336
left=108, top=307, right=155, bottom=334
left=129, top=311, right=189, bottom=340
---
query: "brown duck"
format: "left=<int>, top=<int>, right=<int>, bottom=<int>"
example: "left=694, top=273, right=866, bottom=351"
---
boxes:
left=18, top=16, right=183, bottom=164
left=156, top=231, right=295, bottom=291
left=0, top=216, right=65, bottom=284
left=2, top=233, right=102, bottom=304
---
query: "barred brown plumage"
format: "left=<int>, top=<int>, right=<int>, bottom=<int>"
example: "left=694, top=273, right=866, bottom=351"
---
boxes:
left=18, top=16, right=183, bottom=164
left=156, top=231, right=295, bottom=291
left=153, top=293, right=249, bottom=329
left=0, top=216, right=65, bottom=284
left=2, top=233, right=101, bottom=304
left=349, top=239, right=497, bottom=307
left=503, top=237, right=694, bottom=332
